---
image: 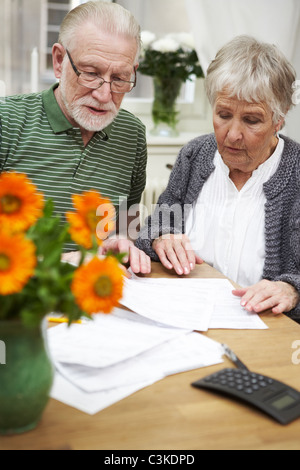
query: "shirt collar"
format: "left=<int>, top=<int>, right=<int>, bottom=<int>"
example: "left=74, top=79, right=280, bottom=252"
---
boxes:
left=42, top=83, right=113, bottom=140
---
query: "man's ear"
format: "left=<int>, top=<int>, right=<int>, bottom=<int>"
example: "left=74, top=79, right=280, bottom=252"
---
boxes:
left=52, top=43, right=65, bottom=80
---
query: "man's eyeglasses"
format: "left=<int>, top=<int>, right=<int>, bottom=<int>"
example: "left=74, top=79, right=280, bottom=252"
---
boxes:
left=66, top=49, right=136, bottom=94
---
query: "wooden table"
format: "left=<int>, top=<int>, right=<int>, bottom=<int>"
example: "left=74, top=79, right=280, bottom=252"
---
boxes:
left=1, top=262, right=300, bottom=450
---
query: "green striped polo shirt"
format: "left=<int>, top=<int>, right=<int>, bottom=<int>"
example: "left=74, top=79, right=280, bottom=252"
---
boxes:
left=0, top=84, right=147, bottom=251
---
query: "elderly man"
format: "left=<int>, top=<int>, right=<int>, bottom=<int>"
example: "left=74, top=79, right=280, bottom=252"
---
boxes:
left=0, top=1, right=150, bottom=274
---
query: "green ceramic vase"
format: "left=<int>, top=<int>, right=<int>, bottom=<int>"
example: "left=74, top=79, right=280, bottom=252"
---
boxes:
left=0, top=320, right=54, bottom=435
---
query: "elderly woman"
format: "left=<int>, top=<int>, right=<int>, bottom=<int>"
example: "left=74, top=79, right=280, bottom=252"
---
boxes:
left=136, top=36, right=300, bottom=322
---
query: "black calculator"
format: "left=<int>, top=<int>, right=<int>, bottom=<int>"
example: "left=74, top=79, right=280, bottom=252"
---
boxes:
left=192, top=368, right=300, bottom=425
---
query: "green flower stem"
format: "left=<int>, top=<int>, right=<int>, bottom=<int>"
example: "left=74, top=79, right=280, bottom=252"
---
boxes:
left=152, top=76, right=182, bottom=129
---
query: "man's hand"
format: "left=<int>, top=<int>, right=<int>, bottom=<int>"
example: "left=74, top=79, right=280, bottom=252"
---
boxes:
left=232, top=280, right=300, bottom=315
left=101, top=238, right=151, bottom=274
left=152, top=234, right=203, bottom=276
left=62, top=239, right=151, bottom=275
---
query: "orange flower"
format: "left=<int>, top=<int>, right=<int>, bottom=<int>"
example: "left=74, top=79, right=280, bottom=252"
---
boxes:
left=0, top=231, right=37, bottom=295
left=71, top=256, right=124, bottom=314
left=66, top=190, right=116, bottom=249
left=0, top=172, right=44, bottom=233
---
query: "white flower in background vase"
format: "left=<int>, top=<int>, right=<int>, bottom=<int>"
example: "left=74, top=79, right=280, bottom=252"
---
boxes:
left=168, top=32, right=196, bottom=51
left=141, top=31, right=156, bottom=55
left=138, top=31, right=203, bottom=137
left=151, top=37, right=180, bottom=53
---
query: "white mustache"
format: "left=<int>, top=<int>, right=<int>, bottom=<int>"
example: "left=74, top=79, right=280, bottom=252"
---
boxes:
left=77, top=98, right=116, bottom=113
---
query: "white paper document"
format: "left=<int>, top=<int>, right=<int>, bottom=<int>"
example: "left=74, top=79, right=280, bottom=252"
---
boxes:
left=54, top=331, right=223, bottom=393
left=121, top=277, right=214, bottom=331
left=49, top=308, right=224, bottom=415
left=51, top=373, right=159, bottom=416
left=47, top=309, right=188, bottom=368
left=121, top=277, right=268, bottom=331
left=209, top=287, right=269, bottom=330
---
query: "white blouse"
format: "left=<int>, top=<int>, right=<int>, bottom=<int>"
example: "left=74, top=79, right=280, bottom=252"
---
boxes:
left=185, top=137, right=284, bottom=287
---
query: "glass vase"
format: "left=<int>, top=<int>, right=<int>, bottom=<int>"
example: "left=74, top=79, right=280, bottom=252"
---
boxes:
left=150, top=76, right=182, bottom=137
left=0, top=319, right=54, bottom=435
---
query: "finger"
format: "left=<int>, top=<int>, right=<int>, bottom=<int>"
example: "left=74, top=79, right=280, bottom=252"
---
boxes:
left=254, top=294, right=292, bottom=314
left=153, top=237, right=190, bottom=274
left=272, top=303, right=286, bottom=315
left=243, top=280, right=283, bottom=312
left=136, top=250, right=151, bottom=274
left=101, top=238, right=117, bottom=254
left=172, top=241, right=194, bottom=275
left=240, top=287, right=268, bottom=310
left=120, top=264, right=131, bottom=278
left=164, top=243, right=186, bottom=275
left=128, top=245, right=144, bottom=273
left=116, top=240, right=134, bottom=263
left=182, top=238, right=197, bottom=270
left=155, top=243, right=174, bottom=270
left=232, top=289, right=247, bottom=298
left=251, top=296, right=280, bottom=313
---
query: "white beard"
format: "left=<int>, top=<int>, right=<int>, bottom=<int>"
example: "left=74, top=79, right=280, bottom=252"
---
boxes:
left=64, top=96, right=118, bottom=131
left=59, top=69, right=119, bottom=132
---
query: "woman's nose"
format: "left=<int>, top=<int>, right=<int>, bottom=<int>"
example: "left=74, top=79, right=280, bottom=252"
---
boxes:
left=227, top=120, right=243, bottom=142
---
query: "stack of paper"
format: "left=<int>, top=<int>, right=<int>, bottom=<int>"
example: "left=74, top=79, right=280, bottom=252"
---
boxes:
left=121, top=277, right=268, bottom=331
left=48, top=308, right=224, bottom=415
left=48, top=275, right=267, bottom=415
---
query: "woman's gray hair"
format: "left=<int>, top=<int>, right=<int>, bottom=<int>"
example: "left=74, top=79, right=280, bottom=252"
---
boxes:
left=205, top=35, right=296, bottom=123
left=58, top=1, right=141, bottom=61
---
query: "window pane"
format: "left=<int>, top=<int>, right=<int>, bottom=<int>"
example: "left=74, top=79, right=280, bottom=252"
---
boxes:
left=48, top=8, right=68, bottom=25
left=47, top=31, right=59, bottom=48
left=47, top=54, right=54, bottom=70
left=50, top=0, right=69, bottom=4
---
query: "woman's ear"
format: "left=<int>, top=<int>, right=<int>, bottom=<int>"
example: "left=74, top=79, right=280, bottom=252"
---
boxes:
left=275, top=117, right=285, bottom=133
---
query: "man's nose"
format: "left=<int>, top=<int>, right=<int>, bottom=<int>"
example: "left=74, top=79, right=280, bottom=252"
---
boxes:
left=91, top=82, right=112, bottom=103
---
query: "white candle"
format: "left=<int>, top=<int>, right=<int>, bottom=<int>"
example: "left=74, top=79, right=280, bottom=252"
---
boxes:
left=31, top=47, right=39, bottom=93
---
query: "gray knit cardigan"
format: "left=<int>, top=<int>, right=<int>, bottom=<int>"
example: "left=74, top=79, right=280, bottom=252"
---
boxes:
left=136, top=133, right=300, bottom=322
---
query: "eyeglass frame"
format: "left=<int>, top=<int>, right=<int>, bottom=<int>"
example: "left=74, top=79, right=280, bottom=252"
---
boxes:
left=65, top=49, right=137, bottom=94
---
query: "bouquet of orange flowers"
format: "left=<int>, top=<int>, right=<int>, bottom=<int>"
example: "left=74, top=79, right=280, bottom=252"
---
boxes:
left=0, top=172, right=124, bottom=327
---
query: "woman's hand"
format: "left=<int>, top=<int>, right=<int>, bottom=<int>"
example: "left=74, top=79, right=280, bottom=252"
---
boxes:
left=101, top=238, right=151, bottom=275
left=152, top=234, right=203, bottom=276
left=232, top=280, right=300, bottom=315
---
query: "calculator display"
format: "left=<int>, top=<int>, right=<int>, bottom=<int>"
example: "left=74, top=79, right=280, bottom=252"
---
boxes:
left=270, top=394, right=297, bottom=410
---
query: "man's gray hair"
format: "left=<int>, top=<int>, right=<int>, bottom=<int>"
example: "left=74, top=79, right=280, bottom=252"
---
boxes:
left=205, top=35, right=296, bottom=123
left=58, top=1, right=141, bottom=61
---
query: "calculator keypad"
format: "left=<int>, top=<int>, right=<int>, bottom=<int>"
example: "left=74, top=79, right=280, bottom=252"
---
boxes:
left=204, top=368, right=274, bottom=395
